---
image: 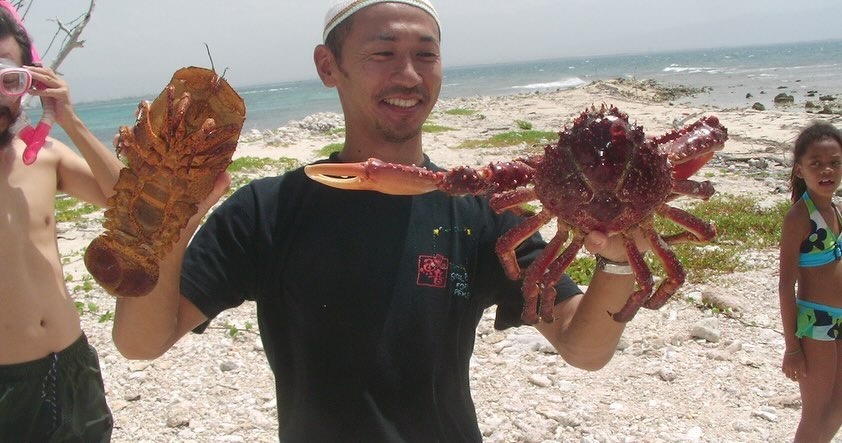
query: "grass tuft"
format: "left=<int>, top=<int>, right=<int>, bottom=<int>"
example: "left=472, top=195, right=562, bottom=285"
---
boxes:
left=562, top=193, right=788, bottom=285
left=55, top=196, right=98, bottom=223
left=444, top=108, right=479, bottom=116
left=318, top=143, right=344, bottom=158
left=457, top=130, right=558, bottom=149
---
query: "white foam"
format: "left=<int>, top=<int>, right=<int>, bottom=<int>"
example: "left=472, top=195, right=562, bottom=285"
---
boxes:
left=511, top=77, right=586, bottom=91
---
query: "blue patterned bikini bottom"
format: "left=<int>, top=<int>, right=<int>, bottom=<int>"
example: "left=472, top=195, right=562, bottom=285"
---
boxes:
left=797, top=299, right=842, bottom=341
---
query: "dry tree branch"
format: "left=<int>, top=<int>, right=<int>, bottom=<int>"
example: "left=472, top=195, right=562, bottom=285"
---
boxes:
left=14, top=0, right=96, bottom=107
left=45, top=0, right=96, bottom=72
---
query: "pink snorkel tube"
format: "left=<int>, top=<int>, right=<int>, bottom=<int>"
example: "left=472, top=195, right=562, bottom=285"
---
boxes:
left=18, top=86, right=52, bottom=165
left=0, top=0, right=52, bottom=165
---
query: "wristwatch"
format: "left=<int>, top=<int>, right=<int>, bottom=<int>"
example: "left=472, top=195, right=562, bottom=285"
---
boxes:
left=595, top=254, right=634, bottom=275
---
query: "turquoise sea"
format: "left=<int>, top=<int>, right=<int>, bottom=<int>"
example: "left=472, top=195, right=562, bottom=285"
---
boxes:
left=31, top=39, right=842, bottom=148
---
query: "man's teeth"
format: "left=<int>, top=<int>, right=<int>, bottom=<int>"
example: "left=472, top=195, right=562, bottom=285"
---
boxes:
left=385, top=98, right=417, bottom=108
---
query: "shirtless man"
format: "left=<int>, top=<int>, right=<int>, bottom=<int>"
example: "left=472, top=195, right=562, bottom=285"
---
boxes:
left=0, top=6, right=124, bottom=442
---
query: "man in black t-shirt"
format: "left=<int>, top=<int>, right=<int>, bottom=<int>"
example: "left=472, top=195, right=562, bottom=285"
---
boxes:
left=113, top=1, right=644, bottom=441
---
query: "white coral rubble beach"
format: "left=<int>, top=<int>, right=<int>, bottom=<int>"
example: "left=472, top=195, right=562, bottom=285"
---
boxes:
left=59, top=79, right=842, bottom=442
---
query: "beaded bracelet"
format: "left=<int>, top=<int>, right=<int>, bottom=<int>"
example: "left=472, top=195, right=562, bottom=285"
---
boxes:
left=785, top=348, right=802, bottom=356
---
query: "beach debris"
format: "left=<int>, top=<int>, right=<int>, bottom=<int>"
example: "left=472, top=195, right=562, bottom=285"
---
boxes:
left=773, top=93, right=795, bottom=105
left=84, top=66, right=246, bottom=297
left=305, top=104, right=727, bottom=323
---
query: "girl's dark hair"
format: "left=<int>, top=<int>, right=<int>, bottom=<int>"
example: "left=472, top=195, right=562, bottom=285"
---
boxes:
left=0, top=6, right=34, bottom=66
left=790, top=121, right=842, bottom=202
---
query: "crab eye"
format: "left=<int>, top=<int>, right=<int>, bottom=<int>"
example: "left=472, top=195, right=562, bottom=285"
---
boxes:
left=609, top=119, right=628, bottom=141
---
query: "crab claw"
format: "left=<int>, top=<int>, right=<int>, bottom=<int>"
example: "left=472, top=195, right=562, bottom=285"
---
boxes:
left=658, top=115, right=728, bottom=180
left=304, top=158, right=445, bottom=195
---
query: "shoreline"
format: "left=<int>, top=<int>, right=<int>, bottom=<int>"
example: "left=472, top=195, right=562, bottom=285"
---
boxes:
left=233, top=78, right=840, bottom=171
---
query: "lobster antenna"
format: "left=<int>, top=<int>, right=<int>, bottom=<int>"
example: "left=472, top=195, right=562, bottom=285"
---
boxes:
left=202, top=42, right=228, bottom=89
left=203, top=42, right=216, bottom=73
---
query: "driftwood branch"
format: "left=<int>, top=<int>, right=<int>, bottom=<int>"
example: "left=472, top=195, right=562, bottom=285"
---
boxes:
left=47, top=0, right=95, bottom=72
left=14, top=0, right=95, bottom=108
left=716, top=153, right=790, bottom=167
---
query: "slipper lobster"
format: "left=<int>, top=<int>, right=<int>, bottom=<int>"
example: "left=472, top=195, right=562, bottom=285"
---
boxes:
left=305, top=105, right=727, bottom=323
left=84, top=67, right=246, bottom=297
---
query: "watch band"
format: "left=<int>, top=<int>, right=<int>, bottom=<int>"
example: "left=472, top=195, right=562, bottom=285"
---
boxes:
left=596, top=254, right=634, bottom=275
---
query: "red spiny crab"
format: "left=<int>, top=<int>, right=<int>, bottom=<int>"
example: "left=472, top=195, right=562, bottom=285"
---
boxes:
left=305, top=105, right=727, bottom=323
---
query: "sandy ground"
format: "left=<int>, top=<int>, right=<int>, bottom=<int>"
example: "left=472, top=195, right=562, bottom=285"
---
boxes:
left=58, top=79, right=842, bottom=442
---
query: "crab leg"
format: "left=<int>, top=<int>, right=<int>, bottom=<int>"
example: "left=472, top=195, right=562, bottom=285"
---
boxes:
left=642, top=230, right=686, bottom=311
left=304, top=159, right=446, bottom=195
left=489, top=187, right=537, bottom=214
left=657, top=204, right=717, bottom=245
left=535, top=230, right=585, bottom=324
left=518, top=227, right=568, bottom=324
left=507, top=218, right=568, bottom=324
left=306, top=158, right=537, bottom=196
left=612, top=231, right=655, bottom=323
left=495, top=210, right=554, bottom=281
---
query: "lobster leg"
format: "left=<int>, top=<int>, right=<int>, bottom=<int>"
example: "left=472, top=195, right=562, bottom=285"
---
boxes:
left=165, top=90, right=192, bottom=145
left=121, top=103, right=167, bottom=166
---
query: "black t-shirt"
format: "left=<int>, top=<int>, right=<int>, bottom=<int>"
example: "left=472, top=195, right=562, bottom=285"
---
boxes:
left=181, top=156, right=582, bottom=442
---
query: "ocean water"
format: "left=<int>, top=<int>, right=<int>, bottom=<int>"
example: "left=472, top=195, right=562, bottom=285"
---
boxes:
left=31, top=39, right=842, bottom=148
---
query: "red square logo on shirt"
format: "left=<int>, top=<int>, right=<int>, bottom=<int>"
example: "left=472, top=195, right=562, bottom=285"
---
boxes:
left=417, top=254, right=449, bottom=288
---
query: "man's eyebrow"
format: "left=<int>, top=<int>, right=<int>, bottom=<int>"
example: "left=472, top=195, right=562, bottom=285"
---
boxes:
left=372, top=33, right=397, bottom=42
left=367, top=33, right=439, bottom=43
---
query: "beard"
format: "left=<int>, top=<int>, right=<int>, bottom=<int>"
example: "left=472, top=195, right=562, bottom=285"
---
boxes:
left=0, top=105, right=20, bottom=148
left=375, top=120, right=421, bottom=144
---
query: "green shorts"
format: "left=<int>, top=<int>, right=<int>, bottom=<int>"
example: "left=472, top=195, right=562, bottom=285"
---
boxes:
left=0, top=333, right=113, bottom=442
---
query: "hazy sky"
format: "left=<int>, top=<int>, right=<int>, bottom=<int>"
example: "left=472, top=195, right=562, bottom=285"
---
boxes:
left=19, top=0, right=842, bottom=103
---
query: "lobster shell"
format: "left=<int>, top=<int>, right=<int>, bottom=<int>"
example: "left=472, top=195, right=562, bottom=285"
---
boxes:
left=84, top=67, right=246, bottom=297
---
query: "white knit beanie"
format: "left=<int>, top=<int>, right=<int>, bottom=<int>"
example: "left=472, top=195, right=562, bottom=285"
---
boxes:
left=323, top=0, right=440, bottom=42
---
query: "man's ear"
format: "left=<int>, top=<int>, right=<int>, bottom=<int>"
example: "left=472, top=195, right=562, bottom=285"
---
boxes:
left=314, top=45, right=337, bottom=87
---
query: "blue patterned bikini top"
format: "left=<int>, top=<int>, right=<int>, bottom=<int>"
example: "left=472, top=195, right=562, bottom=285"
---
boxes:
left=799, top=192, right=842, bottom=267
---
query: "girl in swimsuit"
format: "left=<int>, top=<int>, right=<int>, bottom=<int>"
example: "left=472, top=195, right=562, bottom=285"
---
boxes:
left=779, top=121, right=842, bottom=443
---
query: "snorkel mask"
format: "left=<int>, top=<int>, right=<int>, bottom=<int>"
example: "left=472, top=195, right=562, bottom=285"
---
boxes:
left=0, top=58, right=32, bottom=96
left=0, top=0, right=51, bottom=165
